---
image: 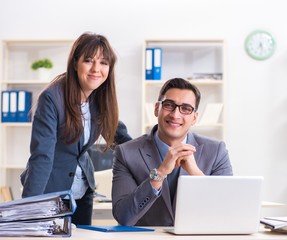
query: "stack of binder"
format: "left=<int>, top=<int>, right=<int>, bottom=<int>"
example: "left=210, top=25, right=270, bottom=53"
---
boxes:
left=0, top=190, right=76, bottom=237
left=145, top=47, right=162, bottom=80
left=1, top=90, right=32, bottom=122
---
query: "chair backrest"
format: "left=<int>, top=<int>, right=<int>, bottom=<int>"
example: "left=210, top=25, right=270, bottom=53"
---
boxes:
left=94, top=169, right=113, bottom=199
left=88, top=144, right=114, bottom=171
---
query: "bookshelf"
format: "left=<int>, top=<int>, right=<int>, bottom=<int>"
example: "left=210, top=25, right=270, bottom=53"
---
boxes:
left=142, top=39, right=226, bottom=141
left=0, top=40, right=73, bottom=200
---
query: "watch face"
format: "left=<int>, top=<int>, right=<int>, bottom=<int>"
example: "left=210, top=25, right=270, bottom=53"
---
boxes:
left=245, top=30, right=276, bottom=60
left=149, top=169, right=157, bottom=180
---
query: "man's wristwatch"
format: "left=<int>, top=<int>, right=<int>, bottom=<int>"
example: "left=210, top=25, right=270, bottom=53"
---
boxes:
left=149, top=168, right=166, bottom=182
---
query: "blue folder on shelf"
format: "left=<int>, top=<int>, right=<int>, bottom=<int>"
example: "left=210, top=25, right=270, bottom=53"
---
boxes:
left=17, top=90, right=32, bottom=122
left=77, top=225, right=154, bottom=232
left=145, top=48, right=154, bottom=80
left=1, top=91, right=9, bottom=122
left=152, top=48, right=162, bottom=80
left=1, top=90, right=18, bottom=122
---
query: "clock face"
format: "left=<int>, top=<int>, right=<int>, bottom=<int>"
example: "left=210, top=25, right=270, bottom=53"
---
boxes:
left=245, top=30, right=276, bottom=60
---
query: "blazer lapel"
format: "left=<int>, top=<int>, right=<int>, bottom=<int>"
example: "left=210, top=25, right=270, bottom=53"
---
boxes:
left=140, top=126, right=174, bottom=221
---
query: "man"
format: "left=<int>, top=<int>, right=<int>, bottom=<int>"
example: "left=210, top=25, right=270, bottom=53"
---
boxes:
left=112, top=78, right=232, bottom=226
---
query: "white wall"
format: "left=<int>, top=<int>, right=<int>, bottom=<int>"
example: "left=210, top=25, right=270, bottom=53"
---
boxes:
left=1, top=0, right=286, bottom=215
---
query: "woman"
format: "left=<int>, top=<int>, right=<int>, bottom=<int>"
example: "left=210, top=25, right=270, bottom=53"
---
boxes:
left=20, top=32, right=131, bottom=225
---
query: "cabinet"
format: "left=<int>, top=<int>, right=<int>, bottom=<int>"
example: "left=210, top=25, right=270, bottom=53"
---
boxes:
left=142, top=39, right=226, bottom=141
left=0, top=40, right=73, bottom=200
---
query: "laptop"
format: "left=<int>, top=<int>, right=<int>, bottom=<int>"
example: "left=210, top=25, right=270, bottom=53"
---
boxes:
left=165, top=176, right=263, bottom=235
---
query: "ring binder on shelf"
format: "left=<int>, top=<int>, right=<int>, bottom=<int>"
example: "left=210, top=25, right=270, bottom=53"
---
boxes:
left=145, top=48, right=153, bottom=80
left=145, top=48, right=162, bottom=80
left=152, top=48, right=162, bottom=80
left=1, top=91, right=18, bottom=122
left=17, top=90, right=32, bottom=122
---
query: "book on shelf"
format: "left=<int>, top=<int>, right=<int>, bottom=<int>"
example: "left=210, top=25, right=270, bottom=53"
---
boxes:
left=0, top=190, right=76, bottom=237
left=198, top=103, right=223, bottom=125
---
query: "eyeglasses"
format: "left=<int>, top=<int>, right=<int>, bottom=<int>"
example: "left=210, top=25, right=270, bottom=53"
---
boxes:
left=159, top=100, right=195, bottom=115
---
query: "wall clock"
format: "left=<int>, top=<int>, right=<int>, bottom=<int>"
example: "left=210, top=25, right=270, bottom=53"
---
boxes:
left=245, top=30, right=276, bottom=60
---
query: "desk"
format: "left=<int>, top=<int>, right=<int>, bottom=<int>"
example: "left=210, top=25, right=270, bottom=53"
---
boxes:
left=2, top=227, right=287, bottom=240
left=92, top=201, right=117, bottom=225
left=92, top=201, right=287, bottom=225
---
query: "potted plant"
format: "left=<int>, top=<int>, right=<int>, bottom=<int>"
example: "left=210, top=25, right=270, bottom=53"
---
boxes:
left=31, top=58, right=53, bottom=80
left=31, top=58, right=53, bottom=70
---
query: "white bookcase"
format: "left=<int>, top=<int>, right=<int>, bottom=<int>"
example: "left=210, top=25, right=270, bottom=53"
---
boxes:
left=0, top=40, right=73, bottom=200
left=142, top=39, right=226, bottom=141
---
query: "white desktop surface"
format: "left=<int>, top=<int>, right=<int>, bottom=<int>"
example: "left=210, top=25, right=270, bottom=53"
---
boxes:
left=1, top=227, right=286, bottom=240
left=72, top=227, right=287, bottom=240
left=92, top=201, right=287, bottom=225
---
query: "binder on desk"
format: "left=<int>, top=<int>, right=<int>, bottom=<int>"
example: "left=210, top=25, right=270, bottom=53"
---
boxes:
left=0, top=190, right=76, bottom=237
left=0, top=216, right=72, bottom=237
left=17, top=90, right=32, bottom=122
left=152, top=48, right=162, bottom=80
left=1, top=91, right=18, bottom=122
left=145, top=48, right=153, bottom=79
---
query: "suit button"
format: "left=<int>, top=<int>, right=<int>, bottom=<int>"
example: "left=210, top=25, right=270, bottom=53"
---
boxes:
left=69, top=172, right=74, bottom=177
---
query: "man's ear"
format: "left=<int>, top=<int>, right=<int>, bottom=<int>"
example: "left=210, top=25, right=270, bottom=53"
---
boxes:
left=191, top=111, right=198, bottom=126
left=154, top=102, right=160, bottom=117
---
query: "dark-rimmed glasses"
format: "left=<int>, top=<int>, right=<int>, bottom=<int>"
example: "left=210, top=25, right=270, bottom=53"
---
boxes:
left=159, top=100, right=195, bottom=115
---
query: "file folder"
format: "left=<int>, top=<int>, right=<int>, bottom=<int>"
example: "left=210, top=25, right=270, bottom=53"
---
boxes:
left=1, top=91, right=9, bottom=122
left=152, top=48, right=162, bottom=80
left=77, top=225, right=154, bottom=232
left=17, top=90, right=32, bottom=122
left=9, top=91, right=18, bottom=122
left=1, top=91, right=18, bottom=122
left=145, top=48, right=153, bottom=80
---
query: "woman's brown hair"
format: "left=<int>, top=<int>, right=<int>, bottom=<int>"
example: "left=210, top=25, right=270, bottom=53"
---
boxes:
left=62, top=32, right=118, bottom=149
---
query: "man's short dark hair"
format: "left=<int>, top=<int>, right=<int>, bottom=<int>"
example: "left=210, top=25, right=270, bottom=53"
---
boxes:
left=158, top=78, right=201, bottom=111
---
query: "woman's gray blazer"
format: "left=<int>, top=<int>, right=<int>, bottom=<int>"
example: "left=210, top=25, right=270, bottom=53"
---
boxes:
left=21, top=78, right=131, bottom=197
